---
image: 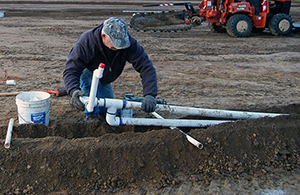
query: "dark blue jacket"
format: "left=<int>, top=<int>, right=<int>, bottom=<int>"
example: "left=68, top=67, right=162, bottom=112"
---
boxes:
left=63, top=24, right=157, bottom=97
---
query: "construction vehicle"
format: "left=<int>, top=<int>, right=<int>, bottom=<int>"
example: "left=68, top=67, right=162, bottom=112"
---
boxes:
left=130, top=0, right=295, bottom=37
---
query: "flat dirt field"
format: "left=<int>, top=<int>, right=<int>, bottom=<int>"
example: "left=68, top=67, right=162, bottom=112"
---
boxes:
left=0, top=0, right=300, bottom=194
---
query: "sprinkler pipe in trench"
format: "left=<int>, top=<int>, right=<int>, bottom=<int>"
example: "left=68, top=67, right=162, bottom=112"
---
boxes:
left=79, top=96, right=286, bottom=127
left=80, top=96, right=233, bottom=127
left=81, top=63, right=287, bottom=128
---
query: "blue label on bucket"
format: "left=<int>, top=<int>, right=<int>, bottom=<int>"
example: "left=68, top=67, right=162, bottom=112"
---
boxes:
left=31, top=112, right=46, bottom=124
left=0, top=11, right=5, bottom=18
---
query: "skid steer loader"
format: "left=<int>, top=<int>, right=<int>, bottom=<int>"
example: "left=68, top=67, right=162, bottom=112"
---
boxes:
left=198, top=0, right=293, bottom=36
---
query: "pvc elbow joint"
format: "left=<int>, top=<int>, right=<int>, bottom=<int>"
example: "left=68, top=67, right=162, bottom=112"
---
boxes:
left=106, top=107, right=121, bottom=126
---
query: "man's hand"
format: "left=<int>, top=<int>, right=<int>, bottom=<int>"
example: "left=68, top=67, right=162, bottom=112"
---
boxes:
left=70, top=89, right=85, bottom=111
left=141, top=95, right=157, bottom=113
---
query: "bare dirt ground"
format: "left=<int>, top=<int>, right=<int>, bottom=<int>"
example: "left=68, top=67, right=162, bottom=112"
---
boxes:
left=0, top=0, right=300, bottom=194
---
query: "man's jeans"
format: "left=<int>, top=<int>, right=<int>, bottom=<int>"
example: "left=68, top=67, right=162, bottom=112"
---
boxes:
left=80, top=68, right=114, bottom=117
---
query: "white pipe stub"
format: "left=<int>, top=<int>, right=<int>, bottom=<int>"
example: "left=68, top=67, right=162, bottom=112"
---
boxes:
left=4, top=118, right=14, bottom=149
left=86, top=63, right=105, bottom=113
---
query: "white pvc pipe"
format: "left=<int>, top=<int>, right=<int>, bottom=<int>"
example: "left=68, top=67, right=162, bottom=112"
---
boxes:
left=4, top=118, right=14, bottom=149
left=152, top=112, right=204, bottom=149
left=155, top=105, right=286, bottom=119
left=106, top=107, right=121, bottom=126
left=80, top=96, right=286, bottom=120
left=80, top=96, right=141, bottom=110
left=105, top=106, right=232, bottom=127
left=86, top=63, right=105, bottom=113
left=80, top=65, right=287, bottom=128
left=121, top=117, right=231, bottom=127
left=6, top=80, right=17, bottom=86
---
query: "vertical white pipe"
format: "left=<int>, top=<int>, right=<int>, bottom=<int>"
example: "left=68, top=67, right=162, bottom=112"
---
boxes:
left=86, top=63, right=105, bottom=113
left=4, top=118, right=14, bottom=149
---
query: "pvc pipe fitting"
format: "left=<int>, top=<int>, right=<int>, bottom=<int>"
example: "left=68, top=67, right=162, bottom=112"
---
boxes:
left=106, top=107, right=121, bottom=126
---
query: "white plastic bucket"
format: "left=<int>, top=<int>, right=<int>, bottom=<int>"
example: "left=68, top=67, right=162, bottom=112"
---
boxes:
left=16, top=91, right=51, bottom=126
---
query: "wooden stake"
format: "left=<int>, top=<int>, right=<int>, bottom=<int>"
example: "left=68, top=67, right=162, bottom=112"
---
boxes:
left=0, top=92, right=19, bottom=96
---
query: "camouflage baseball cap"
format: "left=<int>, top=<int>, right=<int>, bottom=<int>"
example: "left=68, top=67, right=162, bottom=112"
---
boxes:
left=102, top=17, right=130, bottom=49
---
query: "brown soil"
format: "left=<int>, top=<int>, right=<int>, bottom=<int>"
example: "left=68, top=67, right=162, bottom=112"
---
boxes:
left=0, top=1, right=300, bottom=194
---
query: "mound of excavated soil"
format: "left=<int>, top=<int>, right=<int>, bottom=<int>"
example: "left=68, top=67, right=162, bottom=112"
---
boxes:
left=0, top=104, right=299, bottom=194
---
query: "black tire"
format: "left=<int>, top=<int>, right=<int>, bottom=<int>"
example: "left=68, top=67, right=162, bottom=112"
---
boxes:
left=269, top=13, right=293, bottom=36
left=208, top=23, right=226, bottom=33
left=226, top=14, right=252, bottom=37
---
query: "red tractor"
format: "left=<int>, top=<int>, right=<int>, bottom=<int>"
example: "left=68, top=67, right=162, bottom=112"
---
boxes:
left=196, top=0, right=293, bottom=36
left=130, top=0, right=294, bottom=37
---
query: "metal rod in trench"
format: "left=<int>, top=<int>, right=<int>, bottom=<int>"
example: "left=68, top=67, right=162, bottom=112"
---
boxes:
left=152, top=112, right=203, bottom=149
